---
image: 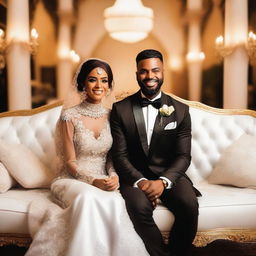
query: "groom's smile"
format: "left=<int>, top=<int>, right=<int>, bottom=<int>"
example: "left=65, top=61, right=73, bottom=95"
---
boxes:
left=144, top=78, right=158, bottom=87
left=136, top=57, right=164, bottom=98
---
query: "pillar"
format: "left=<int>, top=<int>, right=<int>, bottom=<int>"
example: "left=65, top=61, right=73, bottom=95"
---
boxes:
left=223, top=0, right=248, bottom=109
left=186, top=0, right=204, bottom=102
left=57, top=0, right=73, bottom=100
left=6, top=0, right=31, bottom=110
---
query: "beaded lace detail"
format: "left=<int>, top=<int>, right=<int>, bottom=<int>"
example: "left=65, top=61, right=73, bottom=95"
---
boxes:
left=75, top=101, right=108, bottom=118
left=55, top=102, right=113, bottom=184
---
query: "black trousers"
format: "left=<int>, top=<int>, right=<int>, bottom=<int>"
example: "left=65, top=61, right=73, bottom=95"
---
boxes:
left=120, top=177, right=199, bottom=256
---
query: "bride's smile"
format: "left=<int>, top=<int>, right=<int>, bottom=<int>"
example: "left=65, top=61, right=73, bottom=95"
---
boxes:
left=84, top=67, right=109, bottom=104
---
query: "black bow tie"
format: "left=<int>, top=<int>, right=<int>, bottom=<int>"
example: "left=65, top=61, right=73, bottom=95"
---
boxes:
left=140, top=98, right=161, bottom=109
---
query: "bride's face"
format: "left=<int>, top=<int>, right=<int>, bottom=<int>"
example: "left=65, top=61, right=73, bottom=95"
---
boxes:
left=84, top=67, right=109, bottom=104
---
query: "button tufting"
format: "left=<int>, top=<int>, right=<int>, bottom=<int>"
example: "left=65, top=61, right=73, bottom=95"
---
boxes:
left=0, top=105, right=254, bottom=185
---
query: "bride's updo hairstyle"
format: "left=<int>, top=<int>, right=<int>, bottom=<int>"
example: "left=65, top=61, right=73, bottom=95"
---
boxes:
left=76, top=59, right=114, bottom=92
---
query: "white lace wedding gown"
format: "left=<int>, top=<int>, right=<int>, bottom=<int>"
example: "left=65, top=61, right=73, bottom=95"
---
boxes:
left=25, top=102, right=149, bottom=256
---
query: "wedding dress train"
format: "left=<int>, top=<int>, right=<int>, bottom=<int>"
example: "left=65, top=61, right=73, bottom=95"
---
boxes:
left=25, top=103, right=149, bottom=256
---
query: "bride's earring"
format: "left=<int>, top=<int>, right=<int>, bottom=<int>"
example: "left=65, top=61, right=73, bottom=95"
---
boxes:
left=106, top=89, right=111, bottom=97
left=81, top=88, right=87, bottom=101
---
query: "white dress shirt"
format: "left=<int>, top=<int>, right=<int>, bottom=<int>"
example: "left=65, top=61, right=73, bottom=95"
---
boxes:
left=142, top=93, right=160, bottom=146
left=134, top=92, right=172, bottom=189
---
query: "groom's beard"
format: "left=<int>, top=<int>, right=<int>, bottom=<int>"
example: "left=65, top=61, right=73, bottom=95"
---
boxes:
left=137, top=77, right=163, bottom=97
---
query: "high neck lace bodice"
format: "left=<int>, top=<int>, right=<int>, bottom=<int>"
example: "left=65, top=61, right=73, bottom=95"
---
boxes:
left=75, top=101, right=108, bottom=118
left=55, top=103, right=112, bottom=183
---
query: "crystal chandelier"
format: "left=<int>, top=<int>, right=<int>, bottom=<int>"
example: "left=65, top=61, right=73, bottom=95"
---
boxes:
left=104, top=0, right=154, bottom=43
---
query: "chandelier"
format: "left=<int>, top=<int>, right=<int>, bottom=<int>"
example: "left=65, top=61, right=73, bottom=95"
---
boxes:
left=215, top=32, right=256, bottom=65
left=0, top=28, right=39, bottom=69
left=104, top=0, right=154, bottom=43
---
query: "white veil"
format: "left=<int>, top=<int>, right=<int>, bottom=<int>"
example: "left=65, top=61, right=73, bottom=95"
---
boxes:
left=61, top=61, right=84, bottom=110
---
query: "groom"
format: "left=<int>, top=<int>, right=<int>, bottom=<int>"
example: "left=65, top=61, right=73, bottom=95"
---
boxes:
left=110, top=49, right=200, bottom=256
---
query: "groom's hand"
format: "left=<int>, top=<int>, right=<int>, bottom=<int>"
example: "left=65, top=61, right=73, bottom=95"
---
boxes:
left=138, top=180, right=165, bottom=204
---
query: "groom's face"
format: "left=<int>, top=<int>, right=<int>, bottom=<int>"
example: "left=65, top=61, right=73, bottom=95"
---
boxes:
left=136, top=57, right=164, bottom=98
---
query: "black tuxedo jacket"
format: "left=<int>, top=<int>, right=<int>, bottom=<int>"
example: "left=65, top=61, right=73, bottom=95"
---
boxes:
left=110, top=91, right=192, bottom=186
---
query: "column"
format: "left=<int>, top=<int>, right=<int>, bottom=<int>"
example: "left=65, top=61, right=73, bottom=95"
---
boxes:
left=6, top=0, right=31, bottom=110
left=186, top=0, right=204, bottom=102
left=223, top=0, right=248, bottom=109
left=202, top=0, right=223, bottom=69
left=57, top=0, right=73, bottom=100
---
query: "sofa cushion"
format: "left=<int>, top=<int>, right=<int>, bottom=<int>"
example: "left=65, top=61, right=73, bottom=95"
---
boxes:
left=187, top=108, right=256, bottom=184
left=153, top=182, right=256, bottom=232
left=0, top=189, right=51, bottom=234
left=196, top=182, right=256, bottom=230
left=0, top=184, right=256, bottom=238
left=0, top=162, right=16, bottom=193
left=207, top=134, right=256, bottom=189
left=0, top=141, right=56, bottom=189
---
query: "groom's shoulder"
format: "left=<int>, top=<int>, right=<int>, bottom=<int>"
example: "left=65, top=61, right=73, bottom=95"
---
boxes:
left=163, top=92, right=189, bottom=112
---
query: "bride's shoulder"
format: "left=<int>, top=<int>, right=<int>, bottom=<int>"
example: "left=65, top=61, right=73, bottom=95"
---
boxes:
left=105, top=107, right=111, bottom=113
left=60, top=105, right=81, bottom=121
left=104, top=107, right=111, bottom=117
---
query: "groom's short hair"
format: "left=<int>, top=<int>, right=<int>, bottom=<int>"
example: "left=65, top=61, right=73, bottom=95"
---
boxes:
left=136, top=49, right=163, bottom=65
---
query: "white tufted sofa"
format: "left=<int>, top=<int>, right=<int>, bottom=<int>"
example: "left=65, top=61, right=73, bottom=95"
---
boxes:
left=0, top=96, right=256, bottom=248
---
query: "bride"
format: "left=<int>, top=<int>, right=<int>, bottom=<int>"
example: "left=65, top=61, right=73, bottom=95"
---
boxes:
left=25, top=59, right=149, bottom=256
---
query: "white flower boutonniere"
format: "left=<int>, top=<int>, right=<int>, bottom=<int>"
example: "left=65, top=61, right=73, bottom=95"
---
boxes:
left=159, top=104, right=175, bottom=126
left=159, top=104, right=175, bottom=117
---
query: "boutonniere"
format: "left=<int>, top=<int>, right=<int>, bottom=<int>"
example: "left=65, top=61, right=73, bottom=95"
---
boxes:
left=159, top=104, right=175, bottom=117
left=159, top=104, right=175, bottom=126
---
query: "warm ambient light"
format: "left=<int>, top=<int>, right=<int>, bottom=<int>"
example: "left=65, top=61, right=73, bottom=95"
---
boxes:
left=104, top=0, right=154, bottom=43
left=0, top=29, right=4, bottom=38
left=30, top=28, right=39, bottom=55
left=215, top=32, right=256, bottom=64
left=31, top=28, right=39, bottom=39
left=0, top=28, right=6, bottom=69
left=215, top=35, right=224, bottom=46
left=248, top=31, right=256, bottom=42
left=247, top=31, right=256, bottom=65
left=58, top=49, right=80, bottom=63
left=214, top=34, right=234, bottom=58
left=186, top=52, right=205, bottom=62
left=168, top=56, right=183, bottom=71
left=0, top=28, right=39, bottom=68
left=70, top=50, right=80, bottom=63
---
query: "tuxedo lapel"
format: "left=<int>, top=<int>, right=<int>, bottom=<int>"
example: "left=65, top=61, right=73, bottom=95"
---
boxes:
left=149, top=93, right=175, bottom=155
left=132, top=93, right=149, bottom=156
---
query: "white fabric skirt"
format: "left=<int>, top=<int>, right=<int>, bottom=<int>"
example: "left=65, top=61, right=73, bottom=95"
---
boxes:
left=25, top=178, right=149, bottom=256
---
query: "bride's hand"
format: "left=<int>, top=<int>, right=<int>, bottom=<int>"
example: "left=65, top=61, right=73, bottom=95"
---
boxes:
left=92, top=179, right=108, bottom=190
left=92, top=176, right=119, bottom=191
left=104, top=175, right=119, bottom=191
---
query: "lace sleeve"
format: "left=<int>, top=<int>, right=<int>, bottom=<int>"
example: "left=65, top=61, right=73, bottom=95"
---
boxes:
left=60, top=108, right=80, bottom=122
left=105, top=152, right=120, bottom=190
left=76, top=168, right=108, bottom=185
left=56, top=108, right=108, bottom=185
left=106, top=152, right=118, bottom=177
left=57, top=118, right=79, bottom=176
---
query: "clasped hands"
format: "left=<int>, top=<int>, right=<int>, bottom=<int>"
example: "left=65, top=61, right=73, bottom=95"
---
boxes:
left=138, top=180, right=165, bottom=208
left=93, top=175, right=119, bottom=191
